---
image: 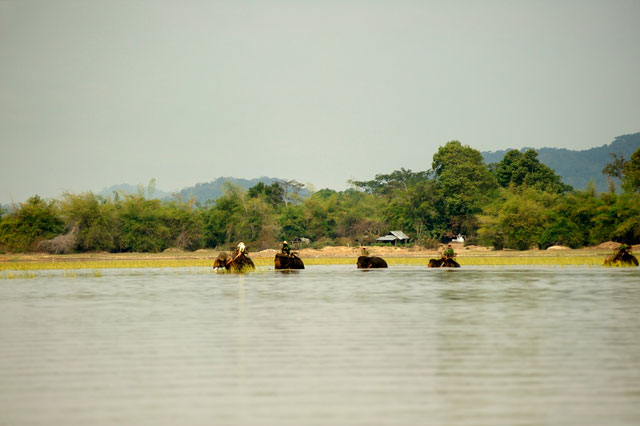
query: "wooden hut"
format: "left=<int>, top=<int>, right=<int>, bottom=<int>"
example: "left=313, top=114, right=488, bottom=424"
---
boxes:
left=376, top=230, right=410, bottom=246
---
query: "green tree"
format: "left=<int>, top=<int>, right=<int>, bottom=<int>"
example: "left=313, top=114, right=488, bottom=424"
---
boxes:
left=201, top=196, right=239, bottom=248
left=494, top=149, right=571, bottom=193
left=202, top=183, right=279, bottom=249
left=496, top=189, right=552, bottom=250
left=624, top=147, right=640, bottom=192
left=278, top=204, right=307, bottom=241
left=602, top=147, right=640, bottom=193
left=333, top=189, right=386, bottom=244
left=542, top=185, right=599, bottom=248
left=350, top=168, right=430, bottom=195
left=59, top=192, right=120, bottom=252
left=383, top=179, right=443, bottom=242
left=538, top=216, right=583, bottom=249
left=0, top=196, right=64, bottom=252
left=117, top=195, right=171, bottom=252
left=164, top=200, right=205, bottom=251
left=300, top=193, right=339, bottom=242
left=477, top=188, right=557, bottom=250
left=602, top=153, right=627, bottom=181
left=247, top=182, right=285, bottom=208
left=431, top=141, right=498, bottom=233
left=606, top=192, right=640, bottom=244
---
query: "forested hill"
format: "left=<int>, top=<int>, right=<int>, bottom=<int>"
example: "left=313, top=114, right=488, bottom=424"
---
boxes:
left=481, top=133, right=640, bottom=192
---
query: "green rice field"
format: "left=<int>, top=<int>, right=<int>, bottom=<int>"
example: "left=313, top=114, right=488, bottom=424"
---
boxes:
left=0, top=253, right=617, bottom=276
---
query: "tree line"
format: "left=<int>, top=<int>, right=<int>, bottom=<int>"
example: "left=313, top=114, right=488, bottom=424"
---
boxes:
left=1, top=141, right=639, bottom=254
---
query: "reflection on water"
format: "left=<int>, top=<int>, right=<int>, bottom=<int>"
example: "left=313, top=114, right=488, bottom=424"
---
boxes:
left=1, top=266, right=640, bottom=426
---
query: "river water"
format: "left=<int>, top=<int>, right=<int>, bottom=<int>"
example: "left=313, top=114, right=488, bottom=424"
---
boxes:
left=1, top=266, right=639, bottom=426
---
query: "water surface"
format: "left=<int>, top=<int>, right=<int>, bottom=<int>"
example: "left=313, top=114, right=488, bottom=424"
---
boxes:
left=1, top=266, right=639, bottom=425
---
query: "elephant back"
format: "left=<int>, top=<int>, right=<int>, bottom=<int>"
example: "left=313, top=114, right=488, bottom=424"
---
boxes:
left=275, top=253, right=304, bottom=269
left=357, top=256, right=388, bottom=268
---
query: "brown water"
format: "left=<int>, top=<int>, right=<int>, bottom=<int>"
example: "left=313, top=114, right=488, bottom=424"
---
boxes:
left=1, top=266, right=639, bottom=426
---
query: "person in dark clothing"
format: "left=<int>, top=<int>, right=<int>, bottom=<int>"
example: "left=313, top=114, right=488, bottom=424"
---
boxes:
left=613, top=244, right=630, bottom=261
left=443, top=244, right=455, bottom=260
left=281, top=240, right=291, bottom=256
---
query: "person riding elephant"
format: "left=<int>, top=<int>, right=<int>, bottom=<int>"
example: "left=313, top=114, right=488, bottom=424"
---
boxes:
left=213, top=242, right=255, bottom=272
left=281, top=240, right=291, bottom=256
left=429, top=245, right=461, bottom=267
left=604, top=243, right=639, bottom=267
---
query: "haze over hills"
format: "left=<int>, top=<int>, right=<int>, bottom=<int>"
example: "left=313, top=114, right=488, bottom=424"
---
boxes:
left=99, top=177, right=295, bottom=205
left=99, top=183, right=173, bottom=200
left=175, top=177, right=290, bottom=204
left=481, top=133, right=640, bottom=192
left=93, top=133, right=640, bottom=206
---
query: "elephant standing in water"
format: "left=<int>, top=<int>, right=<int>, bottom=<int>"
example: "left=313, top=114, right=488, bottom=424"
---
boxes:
left=274, top=253, right=305, bottom=270
left=357, top=256, right=388, bottom=268
left=213, top=250, right=255, bottom=272
left=604, top=244, right=638, bottom=267
left=428, top=258, right=460, bottom=268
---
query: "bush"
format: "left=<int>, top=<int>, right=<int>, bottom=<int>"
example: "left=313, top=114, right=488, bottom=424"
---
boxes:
left=417, top=236, right=440, bottom=250
left=311, top=237, right=335, bottom=249
left=0, top=196, right=64, bottom=252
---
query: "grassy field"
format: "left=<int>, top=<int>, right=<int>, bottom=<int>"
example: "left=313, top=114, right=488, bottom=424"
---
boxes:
left=0, top=249, right=618, bottom=276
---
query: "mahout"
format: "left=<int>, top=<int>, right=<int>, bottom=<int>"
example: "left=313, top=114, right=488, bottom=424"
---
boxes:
left=213, top=242, right=255, bottom=272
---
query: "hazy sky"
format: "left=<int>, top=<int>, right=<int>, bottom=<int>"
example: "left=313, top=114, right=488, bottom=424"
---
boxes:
left=1, top=0, right=639, bottom=203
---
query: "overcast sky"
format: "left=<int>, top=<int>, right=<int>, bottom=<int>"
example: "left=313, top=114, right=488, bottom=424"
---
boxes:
left=1, top=0, right=639, bottom=203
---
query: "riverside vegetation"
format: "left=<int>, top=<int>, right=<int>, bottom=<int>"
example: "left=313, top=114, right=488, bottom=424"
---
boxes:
left=1, top=141, right=639, bottom=258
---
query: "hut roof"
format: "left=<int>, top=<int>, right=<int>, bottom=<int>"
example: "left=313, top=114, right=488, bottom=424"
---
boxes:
left=376, top=230, right=410, bottom=242
left=389, top=230, right=410, bottom=240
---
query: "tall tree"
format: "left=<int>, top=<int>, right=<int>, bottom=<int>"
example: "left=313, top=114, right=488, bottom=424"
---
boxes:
left=431, top=141, right=498, bottom=232
left=350, top=168, right=430, bottom=195
left=280, top=180, right=305, bottom=206
left=247, top=181, right=285, bottom=208
left=624, top=147, right=640, bottom=192
left=494, top=149, right=571, bottom=193
left=602, top=147, right=640, bottom=193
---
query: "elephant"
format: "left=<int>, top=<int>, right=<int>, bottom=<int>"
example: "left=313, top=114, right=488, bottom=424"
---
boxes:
left=604, top=249, right=638, bottom=267
left=213, top=251, right=255, bottom=272
left=357, top=256, right=388, bottom=268
left=274, top=253, right=305, bottom=269
left=428, top=258, right=460, bottom=268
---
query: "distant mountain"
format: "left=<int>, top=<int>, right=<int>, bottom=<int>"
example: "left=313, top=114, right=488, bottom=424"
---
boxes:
left=99, top=176, right=310, bottom=205
left=481, top=132, right=640, bottom=192
left=176, top=176, right=284, bottom=205
left=99, top=183, right=172, bottom=200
